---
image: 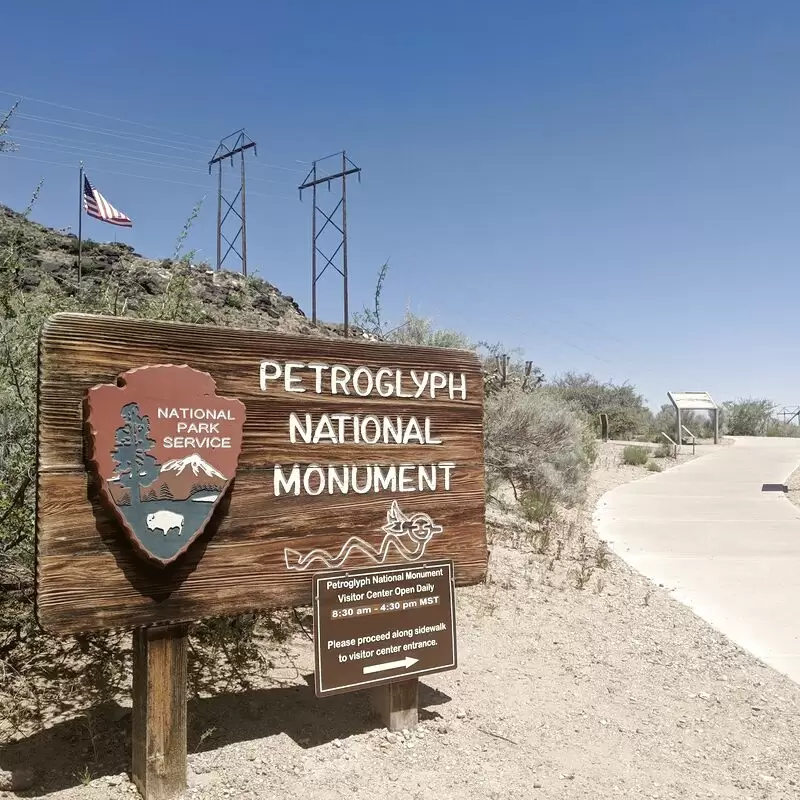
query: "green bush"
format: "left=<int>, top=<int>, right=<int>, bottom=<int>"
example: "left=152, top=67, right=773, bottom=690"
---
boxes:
left=0, top=201, right=301, bottom=733
left=654, top=442, right=673, bottom=459
left=646, top=461, right=662, bottom=472
left=766, top=421, right=800, bottom=438
left=484, top=387, right=592, bottom=508
left=547, top=372, right=651, bottom=440
left=622, top=445, right=650, bottom=466
left=354, top=263, right=475, bottom=351
left=519, top=489, right=557, bottom=525
left=723, top=398, right=773, bottom=436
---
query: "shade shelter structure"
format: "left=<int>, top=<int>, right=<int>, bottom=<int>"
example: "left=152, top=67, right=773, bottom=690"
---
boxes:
left=667, top=391, right=720, bottom=446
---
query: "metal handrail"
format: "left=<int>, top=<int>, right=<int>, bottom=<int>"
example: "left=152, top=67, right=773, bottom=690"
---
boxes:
left=681, top=425, right=697, bottom=455
left=660, top=431, right=678, bottom=458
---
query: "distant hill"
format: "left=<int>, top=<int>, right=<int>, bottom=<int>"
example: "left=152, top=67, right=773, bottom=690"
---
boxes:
left=0, top=202, right=359, bottom=339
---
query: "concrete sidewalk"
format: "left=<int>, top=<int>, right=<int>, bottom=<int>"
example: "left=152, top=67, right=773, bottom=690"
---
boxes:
left=594, top=437, right=800, bottom=683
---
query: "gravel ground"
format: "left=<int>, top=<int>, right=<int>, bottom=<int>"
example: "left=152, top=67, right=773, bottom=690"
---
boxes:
left=3, top=440, right=800, bottom=800
left=786, top=460, right=800, bottom=510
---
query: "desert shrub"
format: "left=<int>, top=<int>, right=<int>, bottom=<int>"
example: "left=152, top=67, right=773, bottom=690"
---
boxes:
left=622, top=445, right=649, bottom=466
left=547, top=372, right=651, bottom=440
left=723, top=398, right=773, bottom=436
left=646, top=461, right=662, bottom=472
left=477, top=343, right=545, bottom=398
left=386, top=308, right=473, bottom=349
left=654, top=442, right=673, bottom=459
left=0, top=202, right=298, bottom=734
left=519, top=489, right=557, bottom=526
left=766, top=421, right=800, bottom=438
left=484, top=387, right=592, bottom=508
left=355, top=263, right=474, bottom=350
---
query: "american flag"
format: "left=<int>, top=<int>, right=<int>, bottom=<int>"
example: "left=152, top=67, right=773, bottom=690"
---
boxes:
left=83, top=174, right=132, bottom=227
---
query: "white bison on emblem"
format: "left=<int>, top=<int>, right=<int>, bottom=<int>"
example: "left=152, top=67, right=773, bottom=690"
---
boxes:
left=146, top=510, right=184, bottom=537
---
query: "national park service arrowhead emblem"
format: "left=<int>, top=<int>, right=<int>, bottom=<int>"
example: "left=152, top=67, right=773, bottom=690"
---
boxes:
left=85, top=365, right=245, bottom=567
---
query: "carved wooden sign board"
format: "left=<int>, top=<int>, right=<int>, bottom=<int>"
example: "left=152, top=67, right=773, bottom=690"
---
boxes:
left=36, top=313, right=487, bottom=634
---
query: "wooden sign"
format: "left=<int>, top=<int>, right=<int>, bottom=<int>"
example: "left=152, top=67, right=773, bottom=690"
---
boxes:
left=85, top=365, right=245, bottom=566
left=36, top=313, right=487, bottom=634
left=313, top=560, right=456, bottom=697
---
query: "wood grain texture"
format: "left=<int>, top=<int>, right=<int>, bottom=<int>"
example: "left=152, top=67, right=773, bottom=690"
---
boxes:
left=132, top=624, right=188, bottom=800
left=371, top=678, right=419, bottom=732
left=36, top=314, right=487, bottom=634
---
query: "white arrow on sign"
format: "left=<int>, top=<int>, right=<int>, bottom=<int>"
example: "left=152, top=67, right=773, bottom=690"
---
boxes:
left=363, top=656, right=419, bottom=675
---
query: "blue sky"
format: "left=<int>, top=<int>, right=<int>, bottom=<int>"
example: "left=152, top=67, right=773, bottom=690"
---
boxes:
left=2, top=1, right=800, bottom=410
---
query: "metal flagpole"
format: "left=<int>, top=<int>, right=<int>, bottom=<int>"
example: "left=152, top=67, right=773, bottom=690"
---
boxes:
left=341, top=150, right=348, bottom=337
left=78, top=162, right=84, bottom=289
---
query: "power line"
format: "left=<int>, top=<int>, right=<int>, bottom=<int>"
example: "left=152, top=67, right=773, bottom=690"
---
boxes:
left=521, top=322, right=613, bottom=365
left=13, top=130, right=208, bottom=165
left=0, top=89, right=216, bottom=146
left=13, top=135, right=294, bottom=187
left=13, top=137, right=209, bottom=175
left=3, top=153, right=296, bottom=199
left=13, top=116, right=307, bottom=174
left=16, top=112, right=213, bottom=154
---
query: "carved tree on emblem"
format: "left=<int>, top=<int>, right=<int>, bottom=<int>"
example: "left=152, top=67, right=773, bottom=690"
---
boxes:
left=112, top=402, right=159, bottom=505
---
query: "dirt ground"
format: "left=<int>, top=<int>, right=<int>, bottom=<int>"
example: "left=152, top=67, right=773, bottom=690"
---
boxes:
left=3, top=440, right=800, bottom=799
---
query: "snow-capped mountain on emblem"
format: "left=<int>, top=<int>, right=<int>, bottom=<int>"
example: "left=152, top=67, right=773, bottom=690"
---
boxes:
left=161, top=454, right=226, bottom=479
left=85, top=364, right=245, bottom=567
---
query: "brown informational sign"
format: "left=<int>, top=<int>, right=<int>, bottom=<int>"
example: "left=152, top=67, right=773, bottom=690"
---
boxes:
left=36, top=313, right=487, bottom=634
left=313, top=560, right=456, bottom=697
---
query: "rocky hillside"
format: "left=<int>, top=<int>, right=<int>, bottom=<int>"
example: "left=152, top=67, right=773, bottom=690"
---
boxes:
left=0, top=203, right=355, bottom=338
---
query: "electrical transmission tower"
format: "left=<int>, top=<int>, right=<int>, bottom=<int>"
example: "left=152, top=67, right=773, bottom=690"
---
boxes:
left=298, top=151, right=361, bottom=335
left=208, top=130, right=257, bottom=275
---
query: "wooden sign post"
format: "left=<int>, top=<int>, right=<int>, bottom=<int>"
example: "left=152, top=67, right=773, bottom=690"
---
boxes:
left=36, top=313, right=487, bottom=799
left=132, top=624, right=188, bottom=798
left=599, top=413, right=610, bottom=442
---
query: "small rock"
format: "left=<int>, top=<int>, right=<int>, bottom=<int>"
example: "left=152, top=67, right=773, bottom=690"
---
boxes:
left=332, top=739, right=342, bottom=749
left=107, top=774, right=125, bottom=786
left=0, top=769, right=35, bottom=792
left=402, top=729, right=413, bottom=741
left=456, top=710, right=467, bottom=719
left=437, top=724, right=449, bottom=734
left=533, top=783, right=543, bottom=789
left=384, top=732, right=398, bottom=744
